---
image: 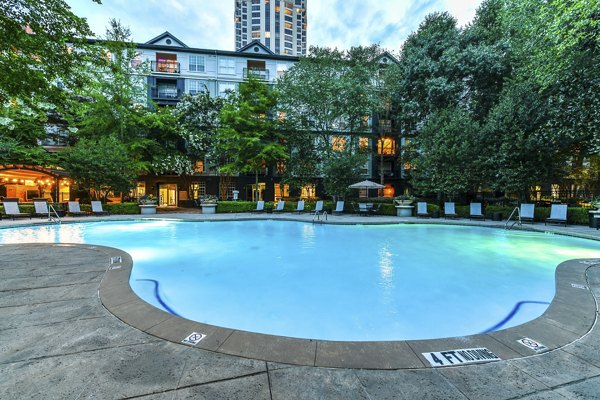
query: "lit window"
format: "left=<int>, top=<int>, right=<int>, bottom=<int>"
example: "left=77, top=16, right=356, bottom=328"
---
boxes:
left=265, top=31, right=271, bottom=38
left=301, top=184, right=316, bottom=199
left=274, top=183, right=289, bottom=199
left=278, top=111, right=286, bottom=121
left=276, top=161, right=286, bottom=174
left=332, top=136, right=346, bottom=151
left=359, top=137, right=369, bottom=149
left=252, top=32, right=261, bottom=38
left=377, top=137, right=396, bottom=155
left=194, top=160, right=204, bottom=172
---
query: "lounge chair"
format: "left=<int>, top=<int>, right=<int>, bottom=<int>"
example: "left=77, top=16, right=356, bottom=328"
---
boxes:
left=91, top=201, right=110, bottom=216
left=295, top=200, right=305, bottom=213
left=469, top=203, right=485, bottom=220
left=273, top=200, right=285, bottom=212
left=332, top=200, right=345, bottom=215
left=369, top=203, right=381, bottom=215
left=520, top=203, right=535, bottom=224
left=358, top=202, right=370, bottom=216
left=313, top=200, right=324, bottom=214
left=252, top=200, right=265, bottom=213
left=416, top=202, right=430, bottom=218
left=545, top=204, right=567, bottom=226
left=67, top=201, right=90, bottom=217
left=2, top=198, right=32, bottom=219
left=444, top=202, right=458, bottom=219
left=33, top=198, right=49, bottom=218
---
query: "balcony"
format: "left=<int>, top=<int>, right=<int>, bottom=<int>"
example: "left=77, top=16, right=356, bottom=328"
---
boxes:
left=150, top=87, right=183, bottom=104
left=243, top=68, right=269, bottom=81
left=151, top=61, right=180, bottom=74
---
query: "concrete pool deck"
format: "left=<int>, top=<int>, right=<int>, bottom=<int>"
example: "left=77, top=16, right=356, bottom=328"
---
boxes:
left=1, top=213, right=600, bottom=398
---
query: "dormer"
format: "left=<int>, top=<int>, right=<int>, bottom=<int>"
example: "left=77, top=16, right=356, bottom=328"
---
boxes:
left=375, top=51, right=400, bottom=67
left=237, top=40, right=275, bottom=56
left=145, top=32, right=188, bottom=48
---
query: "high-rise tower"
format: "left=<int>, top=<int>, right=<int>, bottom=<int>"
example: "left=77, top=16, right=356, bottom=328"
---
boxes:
left=235, top=0, right=307, bottom=56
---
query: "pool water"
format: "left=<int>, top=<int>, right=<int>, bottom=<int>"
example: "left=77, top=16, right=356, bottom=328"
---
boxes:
left=2, top=220, right=599, bottom=341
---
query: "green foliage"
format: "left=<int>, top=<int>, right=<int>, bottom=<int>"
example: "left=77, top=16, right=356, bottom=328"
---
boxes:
left=0, top=0, right=100, bottom=106
left=216, top=77, right=287, bottom=195
left=214, top=201, right=259, bottom=213
left=105, top=202, right=140, bottom=215
left=276, top=45, right=387, bottom=193
left=407, top=107, right=482, bottom=198
left=61, top=135, right=142, bottom=200
left=321, top=145, right=369, bottom=200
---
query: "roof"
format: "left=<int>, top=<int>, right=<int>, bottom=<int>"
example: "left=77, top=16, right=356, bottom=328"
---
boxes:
left=237, top=40, right=275, bottom=55
left=144, top=31, right=188, bottom=48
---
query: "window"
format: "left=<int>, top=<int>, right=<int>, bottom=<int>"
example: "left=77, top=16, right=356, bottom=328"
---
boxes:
left=331, top=136, right=346, bottom=151
left=274, top=183, right=289, bottom=200
left=188, top=79, right=207, bottom=95
left=301, top=184, right=316, bottom=199
left=194, top=160, right=204, bottom=173
left=190, top=182, right=206, bottom=200
left=219, top=82, right=237, bottom=97
left=359, top=137, right=370, bottom=149
left=189, top=55, right=205, bottom=72
left=377, top=137, right=396, bottom=155
left=219, top=58, right=236, bottom=74
left=252, top=31, right=261, bottom=38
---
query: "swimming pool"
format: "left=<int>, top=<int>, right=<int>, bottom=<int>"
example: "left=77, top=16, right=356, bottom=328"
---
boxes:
left=2, top=219, right=599, bottom=341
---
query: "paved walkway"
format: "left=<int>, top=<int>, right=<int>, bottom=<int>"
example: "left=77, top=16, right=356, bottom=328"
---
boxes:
left=1, top=213, right=600, bottom=399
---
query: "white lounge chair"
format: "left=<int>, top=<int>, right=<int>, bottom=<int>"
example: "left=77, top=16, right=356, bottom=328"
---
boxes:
left=444, top=202, right=458, bottom=219
left=252, top=200, right=265, bottom=213
left=332, top=200, right=345, bottom=215
left=545, top=204, right=567, bottom=226
left=469, top=203, right=485, bottom=220
left=67, top=201, right=89, bottom=217
left=91, top=201, right=110, bottom=216
left=313, top=200, right=324, bottom=213
left=520, top=204, right=535, bottom=224
left=295, top=200, right=305, bottom=213
left=2, top=198, right=32, bottom=219
left=416, top=202, right=430, bottom=218
left=33, top=198, right=49, bottom=218
left=274, top=200, right=285, bottom=212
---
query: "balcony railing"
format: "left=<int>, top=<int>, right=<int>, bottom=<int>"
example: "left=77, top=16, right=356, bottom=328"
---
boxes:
left=243, top=68, right=269, bottom=80
left=151, top=87, right=183, bottom=100
left=151, top=61, right=180, bottom=74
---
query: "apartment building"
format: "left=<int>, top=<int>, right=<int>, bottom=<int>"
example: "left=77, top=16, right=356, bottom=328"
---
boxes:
left=235, top=0, right=307, bottom=56
left=133, top=32, right=300, bottom=205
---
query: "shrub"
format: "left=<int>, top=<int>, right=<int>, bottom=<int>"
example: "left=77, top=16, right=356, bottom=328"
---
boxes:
left=105, top=202, right=140, bottom=214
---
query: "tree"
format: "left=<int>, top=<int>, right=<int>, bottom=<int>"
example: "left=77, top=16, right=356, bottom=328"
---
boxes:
left=216, top=77, right=287, bottom=200
left=0, top=0, right=99, bottom=106
left=277, top=45, right=384, bottom=197
left=406, top=107, right=482, bottom=199
left=61, top=135, right=142, bottom=201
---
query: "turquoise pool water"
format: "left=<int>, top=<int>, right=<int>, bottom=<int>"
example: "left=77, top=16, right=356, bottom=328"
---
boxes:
left=2, top=220, right=599, bottom=341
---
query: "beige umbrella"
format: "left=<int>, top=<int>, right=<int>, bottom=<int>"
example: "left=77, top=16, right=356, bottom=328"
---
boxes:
left=349, top=180, right=385, bottom=199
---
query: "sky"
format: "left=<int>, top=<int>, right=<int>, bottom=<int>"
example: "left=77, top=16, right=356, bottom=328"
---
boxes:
left=66, top=0, right=483, bottom=53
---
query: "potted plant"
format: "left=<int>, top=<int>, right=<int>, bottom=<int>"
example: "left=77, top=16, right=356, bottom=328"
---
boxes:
left=394, top=195, right=414, bottom=206
left=200, top=195, right=218, bottom=214
left=138, top=194, right=158, bottom=214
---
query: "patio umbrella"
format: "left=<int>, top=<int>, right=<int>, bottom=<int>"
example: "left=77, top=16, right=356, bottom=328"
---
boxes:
left=348, top=180, right=385, bottom=198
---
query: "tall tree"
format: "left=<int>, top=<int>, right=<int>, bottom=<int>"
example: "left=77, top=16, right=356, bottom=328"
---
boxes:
left=216, top=77, right=287, bottom=200
left=0, top=0, right=100, bottom=106
left=61, top=135, right=143, bottom=201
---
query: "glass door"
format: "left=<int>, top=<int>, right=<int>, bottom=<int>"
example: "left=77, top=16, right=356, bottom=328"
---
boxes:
left=159, top=184, right=178, bottom=206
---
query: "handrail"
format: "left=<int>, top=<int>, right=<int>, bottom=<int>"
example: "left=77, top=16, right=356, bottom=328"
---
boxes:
left=48, top=204, right=61, bottom=224
left=505, top=206, right=520, bottom=230
left=312, top=210, right=328, bottom=223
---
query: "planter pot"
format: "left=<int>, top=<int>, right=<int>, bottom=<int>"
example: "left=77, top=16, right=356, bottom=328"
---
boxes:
left=139, top=204, right=157, bottom=215
left=395, top=205, right=414, bottom=217
left=394, top=200, right=413, bottom=206
left=201, top=204, right=217, bottom=214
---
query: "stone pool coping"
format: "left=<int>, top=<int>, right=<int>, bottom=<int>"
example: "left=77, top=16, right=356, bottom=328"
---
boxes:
left=89, top=217, right=600, bottom=370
